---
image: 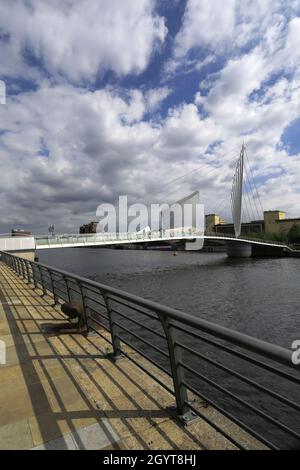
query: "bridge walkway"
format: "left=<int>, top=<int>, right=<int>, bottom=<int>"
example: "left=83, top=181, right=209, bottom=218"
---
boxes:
left=0, top=262, right=265, bottom=450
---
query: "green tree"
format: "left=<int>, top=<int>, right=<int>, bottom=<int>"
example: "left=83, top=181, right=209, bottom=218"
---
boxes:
left=288, top=224, right=300, bottom=244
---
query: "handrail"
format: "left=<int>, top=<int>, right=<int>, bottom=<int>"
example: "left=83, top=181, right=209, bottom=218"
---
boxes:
left=34, top=229, right=294, bottom=251
left=205, top=231, right=291, bottom=247
left=0, top=252, right=293, bottom=366
left=1, top=250, right=299, bottom=450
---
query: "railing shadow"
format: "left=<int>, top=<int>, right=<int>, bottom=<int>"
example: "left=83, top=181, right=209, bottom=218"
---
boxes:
left=0, top=265, right=206, bottom=450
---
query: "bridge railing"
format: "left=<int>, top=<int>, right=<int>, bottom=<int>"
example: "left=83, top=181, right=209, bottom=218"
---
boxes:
left=205, top=231, right=290, bottom=247
left=35, top=228, right=201, bottom=246
left=35, top=229, right=291, bottom=250
left=1, top=250, right=299, bottom=449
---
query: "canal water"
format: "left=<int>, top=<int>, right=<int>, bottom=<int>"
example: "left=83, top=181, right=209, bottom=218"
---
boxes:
left=38, top=247, right=300, bottom=347
left=38, top=247, right=300, bottom=448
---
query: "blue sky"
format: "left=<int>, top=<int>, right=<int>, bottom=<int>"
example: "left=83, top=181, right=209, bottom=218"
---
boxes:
left=282, top=117, right=300, bottom=154
left=0, top=0, right=300, bottom=232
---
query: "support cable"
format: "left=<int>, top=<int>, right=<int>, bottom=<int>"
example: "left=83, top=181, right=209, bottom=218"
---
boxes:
left=244, top=147, right=264, bottom=215
left=244, top=164, right=262, bottom=220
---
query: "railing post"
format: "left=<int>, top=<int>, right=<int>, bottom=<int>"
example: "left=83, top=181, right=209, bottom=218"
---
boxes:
left=32, top=264, right=39, bottom=289
left=13, top=256, right=19, bottom=275
left=25, top=260, right=31, bottom=282
left=22, top=259, right=28, bottom=279
left=13, top=256, right=18, bottom=274
left=18, top=258, right=24, bottom=278
left=4, top=254, right=9, bottom=267
left=64, top=276, right=71, bottom=302
left=49, top=271, right=59, bottom=306
left=102, top=292, right=122, bottom=361
left=21, top=259, right=26, bottom=280
left=3, top=253, right=8, bottom=266
left=38, top=265, right=47, bottom=296
left=159, top=315, right=197, bottom=425
left=77, top=282, right=89, bottom=333
left=16, top=257, right=22, bottom=277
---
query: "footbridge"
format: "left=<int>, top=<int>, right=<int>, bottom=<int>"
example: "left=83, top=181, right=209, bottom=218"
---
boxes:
left=0, top=228, right=295, bottom=261
left=1, top=145, right=298, bottom=259
left=32, top=144, right=298, bottom=257
left=34, top=229, right=294, bottom=258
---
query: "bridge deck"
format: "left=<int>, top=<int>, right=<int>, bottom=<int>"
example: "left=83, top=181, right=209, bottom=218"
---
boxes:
left=34, top=231, right=293, bottom=251
left=0, top=262, right=265, bottom=450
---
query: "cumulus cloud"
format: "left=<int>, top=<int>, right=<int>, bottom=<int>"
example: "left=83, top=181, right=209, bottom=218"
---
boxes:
left=0, top=0, right=167, bottom=82
left=0, top=81, right=228, bottom=232
left=174, top=0, right=236, bottom=57
left=195, top=14, right=300, bottom=136
left=1, top=1, right=300, bottom=233
left=0, top=80, right=6, bottom=104
left=145, top=87, right=171, bottom=111
left=173, top=0, right=299, bottom=57
left=191, top=9, right=300, bottom=218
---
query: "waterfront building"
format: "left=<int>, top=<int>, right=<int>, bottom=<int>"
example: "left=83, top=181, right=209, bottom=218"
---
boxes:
left=205, top=214, right=227, bottom=232
left=206, top=210, right=300, bottom=236
left=79, top=221, right=99, bottom=234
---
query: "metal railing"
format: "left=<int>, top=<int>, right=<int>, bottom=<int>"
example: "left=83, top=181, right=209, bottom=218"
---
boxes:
left=205, top=231, right=292, bottom=248
left=34, top=228, right=200, bottom=248
left=34, top=229, right=294, bottom=251
left=1, top=250, right=299, bottom=449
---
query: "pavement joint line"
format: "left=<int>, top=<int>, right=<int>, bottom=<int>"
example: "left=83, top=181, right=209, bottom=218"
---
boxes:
left=30, top=420, right=121, bottom=450
left=0, top=301, right=23, bottom=305
left=0, top=303, right=55, bottom=307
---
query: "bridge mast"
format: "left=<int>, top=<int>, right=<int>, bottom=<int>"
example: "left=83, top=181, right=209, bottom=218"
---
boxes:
left=231, top=144, right=245, bottom=238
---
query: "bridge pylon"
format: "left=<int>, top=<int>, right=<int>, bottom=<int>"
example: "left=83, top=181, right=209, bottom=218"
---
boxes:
left=230, top=144, right=245, bottom=238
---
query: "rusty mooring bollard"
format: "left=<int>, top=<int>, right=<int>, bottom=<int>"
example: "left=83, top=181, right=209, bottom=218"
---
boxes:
left=60, top=302, right=87, bottom=333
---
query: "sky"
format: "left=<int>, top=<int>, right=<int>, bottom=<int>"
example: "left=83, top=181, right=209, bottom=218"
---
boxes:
left=0, top=0, right=300, bottom=233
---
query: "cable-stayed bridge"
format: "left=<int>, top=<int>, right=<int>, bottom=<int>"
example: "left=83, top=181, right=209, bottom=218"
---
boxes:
left=1, top=145, right=298, bottom=259
left=33, top=145, right=295, bottom=257
left=34, top=228, right=294, bottom=257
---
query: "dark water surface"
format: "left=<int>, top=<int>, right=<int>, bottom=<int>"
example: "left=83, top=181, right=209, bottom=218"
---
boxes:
left=38, top=247, right=300, bottom=348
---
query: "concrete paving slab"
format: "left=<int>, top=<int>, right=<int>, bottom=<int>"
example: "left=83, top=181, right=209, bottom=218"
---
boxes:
left=31, top=420, right=120, bottom=450
left=0, top=419, right=33, bottom=450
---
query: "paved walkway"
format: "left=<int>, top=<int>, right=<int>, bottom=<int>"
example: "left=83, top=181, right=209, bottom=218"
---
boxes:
left=0, top=261, right=264, bottom=450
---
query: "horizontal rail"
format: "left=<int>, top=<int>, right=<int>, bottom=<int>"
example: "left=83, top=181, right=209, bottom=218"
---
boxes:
left=1, top=250, right=299, bottom=450
left=6, top=254, right=294, bottom=366
left=178, top=342, right=300, bottom=412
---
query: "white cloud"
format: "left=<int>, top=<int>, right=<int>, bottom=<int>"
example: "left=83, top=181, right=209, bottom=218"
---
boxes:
left=145, top=87, right=171, bottom=111
left=190, top=11, right=300, bottom=218
left=196, top=14, right=300, bottom=132
left=173, top=0, right=299, bottom=58
left=0, top=83, right=227, bottom=231
left=0, top=0, right=167, bottom=82
left=1, top=71, right=300, bottom=231
left=174, top=0, right=236, bottom=57
left=0, top=80, right=6, bottom=104
left=1, top=1, right=300, bottom=232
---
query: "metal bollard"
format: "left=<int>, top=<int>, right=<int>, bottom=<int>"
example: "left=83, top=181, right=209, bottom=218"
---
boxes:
left=61, top=302, right=88, bottom=333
